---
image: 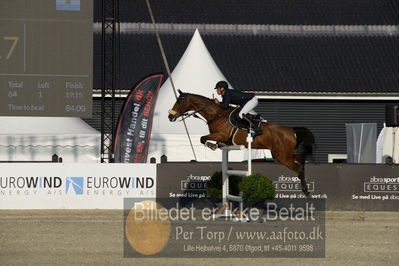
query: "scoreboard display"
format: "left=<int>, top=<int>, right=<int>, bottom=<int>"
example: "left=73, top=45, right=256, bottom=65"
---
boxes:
left=0, top=0, right=93, bottom=117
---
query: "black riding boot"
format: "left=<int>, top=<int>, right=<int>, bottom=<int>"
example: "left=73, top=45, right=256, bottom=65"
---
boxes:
left=243, top=114, right=263, bottom=136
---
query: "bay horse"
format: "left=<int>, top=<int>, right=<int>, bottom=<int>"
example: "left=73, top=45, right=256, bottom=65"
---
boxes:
left=168, top=91, right=315, bottom=197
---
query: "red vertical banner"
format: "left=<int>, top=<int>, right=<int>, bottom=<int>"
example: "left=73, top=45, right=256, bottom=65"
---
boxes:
left=114, top=74, right=163, bottom=163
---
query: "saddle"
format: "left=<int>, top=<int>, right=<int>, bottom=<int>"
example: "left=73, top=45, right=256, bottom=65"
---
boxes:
left=228, top=108, right=263, bottom=132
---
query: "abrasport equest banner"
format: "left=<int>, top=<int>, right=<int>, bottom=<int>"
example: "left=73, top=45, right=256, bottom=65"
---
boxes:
left=114, top=74, right=163, bottom=163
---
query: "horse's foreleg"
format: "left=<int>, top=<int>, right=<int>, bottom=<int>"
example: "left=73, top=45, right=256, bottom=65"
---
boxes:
left=200, top=134, right=226, bottom=150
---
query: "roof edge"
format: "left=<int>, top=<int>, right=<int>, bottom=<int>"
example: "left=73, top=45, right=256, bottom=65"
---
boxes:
left=248, top=91, right=399, bottom=100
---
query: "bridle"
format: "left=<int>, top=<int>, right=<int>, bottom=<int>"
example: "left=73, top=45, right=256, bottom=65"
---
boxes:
left=169, top=93, right=227, bottom=124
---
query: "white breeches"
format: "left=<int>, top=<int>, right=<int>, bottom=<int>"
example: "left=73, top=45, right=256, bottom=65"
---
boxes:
left=239, top=96, right=258, bottom=118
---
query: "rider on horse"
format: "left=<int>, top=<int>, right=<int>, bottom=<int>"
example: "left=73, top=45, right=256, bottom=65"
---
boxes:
left=214, top=81, right=262, bottom=135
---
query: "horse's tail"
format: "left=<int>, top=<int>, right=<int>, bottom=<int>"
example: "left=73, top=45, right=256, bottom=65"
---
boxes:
left=293, top=127, right=315, bottom=161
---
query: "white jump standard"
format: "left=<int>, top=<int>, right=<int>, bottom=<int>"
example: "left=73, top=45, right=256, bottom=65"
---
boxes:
left=215, top=132, right=254, bottom=221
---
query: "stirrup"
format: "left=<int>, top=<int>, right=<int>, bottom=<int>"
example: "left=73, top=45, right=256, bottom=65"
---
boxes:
left=249, top=114, right=261, bottom=120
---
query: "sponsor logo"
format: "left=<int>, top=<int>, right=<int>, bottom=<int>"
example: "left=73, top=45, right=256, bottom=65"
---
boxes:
left=0, top=176, right=61, bottom=189
left=180, top=174, right=210, bottom=191
left=363, top=176, right=399, bottom=193
left=273, top=175, right=315, bottom=192
left=0, top=176, right=155, bottom=197
left=66, top=177, right=84, bottom=195
left=181, top=180, right=207, bottom=191
left=87, top=176, right=154, bottom=189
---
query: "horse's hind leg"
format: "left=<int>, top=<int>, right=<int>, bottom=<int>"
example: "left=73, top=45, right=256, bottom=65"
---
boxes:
left=280, top=157, right=311, bottom=198
left=271, top=142, right=311, bottom=198
left=298, top=163, right=311, bottom=198
left=294, top=155, right=311, bottom=198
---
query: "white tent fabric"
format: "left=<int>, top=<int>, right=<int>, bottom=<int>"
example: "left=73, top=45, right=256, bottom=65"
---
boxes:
left=376, top=127, right=385, bottom=163
left=381, top=126, right=399, bottom=163
left=0, top=117, right=100, bottom=163
left=148, top=29, right=245, bottom=162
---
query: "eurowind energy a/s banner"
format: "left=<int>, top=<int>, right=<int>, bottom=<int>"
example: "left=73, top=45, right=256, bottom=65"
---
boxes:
left=114, top=74, right=163, bottom=163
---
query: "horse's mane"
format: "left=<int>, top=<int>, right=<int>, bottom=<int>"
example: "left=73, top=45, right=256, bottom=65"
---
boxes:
left=186, top=93, right=214, bottom=103
left=186, top=93, right=234, bottom=112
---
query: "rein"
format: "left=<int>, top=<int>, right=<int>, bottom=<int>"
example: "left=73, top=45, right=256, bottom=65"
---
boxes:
left=179, top=102, right=214, bottom=123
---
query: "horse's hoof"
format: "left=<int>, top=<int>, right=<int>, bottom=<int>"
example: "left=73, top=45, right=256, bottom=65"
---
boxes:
left=205, top=141, right=218, bottom=151
left=209, top=143, right=218, bottom=150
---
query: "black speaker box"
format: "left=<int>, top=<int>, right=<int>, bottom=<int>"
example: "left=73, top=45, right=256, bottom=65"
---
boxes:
left=385, top=105, right=399, bottom=127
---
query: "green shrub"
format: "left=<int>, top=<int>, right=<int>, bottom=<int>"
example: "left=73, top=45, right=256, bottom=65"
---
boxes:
left=239, top=173, right=275, bottom=206
left=206, top=171, right=241, bottom=201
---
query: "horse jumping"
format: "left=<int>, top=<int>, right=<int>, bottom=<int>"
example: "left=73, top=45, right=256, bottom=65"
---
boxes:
left=168, top=91, right=315, bottom=197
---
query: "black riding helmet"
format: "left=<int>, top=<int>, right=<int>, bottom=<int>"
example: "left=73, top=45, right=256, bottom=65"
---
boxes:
left=214, top=81, right=228, bottom=90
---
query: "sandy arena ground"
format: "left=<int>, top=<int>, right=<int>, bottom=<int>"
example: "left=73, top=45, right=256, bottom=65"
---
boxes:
left=0, top=210, right=398, bottom=266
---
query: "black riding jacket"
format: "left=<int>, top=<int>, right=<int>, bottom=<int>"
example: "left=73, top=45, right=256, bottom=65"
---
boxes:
left=219, top=89, right=255, bottom=109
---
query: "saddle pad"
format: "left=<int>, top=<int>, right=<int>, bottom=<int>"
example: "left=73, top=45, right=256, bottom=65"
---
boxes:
left=229, top=108, right=250, bottom=130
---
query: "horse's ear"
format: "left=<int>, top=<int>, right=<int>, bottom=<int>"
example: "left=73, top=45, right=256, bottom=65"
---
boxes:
left=177, top=89, right=183, bottom=95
